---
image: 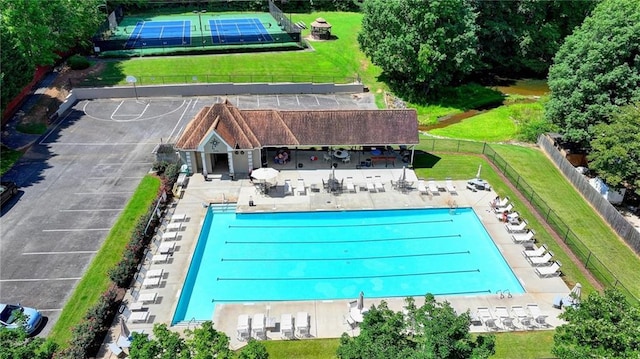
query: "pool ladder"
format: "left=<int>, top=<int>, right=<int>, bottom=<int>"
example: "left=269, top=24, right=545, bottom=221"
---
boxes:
left=497, top=289, right=512, bottom=299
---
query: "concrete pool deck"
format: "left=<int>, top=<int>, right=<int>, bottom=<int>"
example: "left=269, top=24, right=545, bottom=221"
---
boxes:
left=100, top=169, right=570, bottom=357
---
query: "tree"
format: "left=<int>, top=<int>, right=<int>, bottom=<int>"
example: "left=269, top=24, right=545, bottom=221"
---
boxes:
left=184, top=321, right=233, bottom=359
left=0, top=327, right=57, bottom=359
left=358, top=0, right=478, bottom=98
left=337, top=295, right=495, bottom=359
left=545, top=0, right=640, bottom=145
left=587, top=105, right=640, bottom=195
left=553, top=289, right=640, bottom=358
left=237, top=339, right=269, bottom=359
left=129, top=324, right=189, bottom=359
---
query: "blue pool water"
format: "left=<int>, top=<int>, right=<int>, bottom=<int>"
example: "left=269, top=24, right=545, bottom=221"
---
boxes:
left=172, top=207, right=523, bottom=324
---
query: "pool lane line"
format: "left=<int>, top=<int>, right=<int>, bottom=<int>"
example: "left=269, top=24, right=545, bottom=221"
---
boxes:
left=221, top=250, right=470, bottom=262
left=216, top=268, right=480, bottom=281
left=210, top=289, right=493, bottom=302
left=228, top=219, right=453, bottom=229
left=225, top=233, right=461, bottom=245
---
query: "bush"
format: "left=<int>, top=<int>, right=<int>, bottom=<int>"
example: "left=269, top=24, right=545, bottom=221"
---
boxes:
left=67, top=55, right=90, bottom=70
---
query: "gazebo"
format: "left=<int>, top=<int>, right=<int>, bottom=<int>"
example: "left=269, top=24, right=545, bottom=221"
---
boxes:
left=310, top=17, right=332, bottom=40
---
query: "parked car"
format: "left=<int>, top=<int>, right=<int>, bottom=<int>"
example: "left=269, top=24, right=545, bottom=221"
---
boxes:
left=0, top=303, right=43, bottom=335
left=0, top=181, right=18, bottom=207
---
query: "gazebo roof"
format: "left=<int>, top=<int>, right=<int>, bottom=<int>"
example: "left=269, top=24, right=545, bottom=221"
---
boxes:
left=311, top=17, right=332, bottom=28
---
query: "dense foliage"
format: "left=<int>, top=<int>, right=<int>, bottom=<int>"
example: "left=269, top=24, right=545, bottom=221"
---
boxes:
left=358, top=0, right=477, bottom=99
left=337, top=295, right=495, bottom=359
left=0, top=0, right=104, bottom=116
left=553, top=289, right=640, bottom=358
left=0, top=327, right=57, bottom=359
left=545, top=0, right=640, bottom=145
left=587, top=105, right=640, bottom=195
left=474, top=1, right=595, bottom=77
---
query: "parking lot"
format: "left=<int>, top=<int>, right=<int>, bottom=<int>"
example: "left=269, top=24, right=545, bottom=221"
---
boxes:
left=0, top=93, right=375, bottom=335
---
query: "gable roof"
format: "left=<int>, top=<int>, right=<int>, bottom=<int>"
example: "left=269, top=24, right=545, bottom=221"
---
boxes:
left=175, top=100, right=418, bottom=150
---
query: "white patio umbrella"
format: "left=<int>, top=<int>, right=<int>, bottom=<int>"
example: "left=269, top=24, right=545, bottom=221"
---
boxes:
left=569, top=283, right=582, bottom=303
left=476, top=164, right=482, bottom=179
left=400, top=166, right=407, bottom=182
left=357, top=291, right=364, bottom=310
left=251, top=167, right=279, bottom=182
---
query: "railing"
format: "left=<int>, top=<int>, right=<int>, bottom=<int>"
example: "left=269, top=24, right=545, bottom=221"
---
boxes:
left=419, top=138, right=639, bottom=304
left=71, top=74, right=359, bottom=88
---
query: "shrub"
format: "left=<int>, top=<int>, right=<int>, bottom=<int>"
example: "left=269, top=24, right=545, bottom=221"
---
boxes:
left=67, top=55, right=90, bottom=70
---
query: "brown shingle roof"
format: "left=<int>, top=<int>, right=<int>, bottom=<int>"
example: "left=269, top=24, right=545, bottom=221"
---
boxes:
left=174, top=101, right=418, bottom=150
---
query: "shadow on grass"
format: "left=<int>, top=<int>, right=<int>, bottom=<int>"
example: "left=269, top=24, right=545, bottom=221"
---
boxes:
left=413, top=151, right=441, bottom=169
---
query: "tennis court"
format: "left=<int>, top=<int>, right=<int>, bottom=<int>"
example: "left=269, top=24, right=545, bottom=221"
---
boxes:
left=207, top=18, right=273, bottom=44
left=126, top=20, right=193, bottom=48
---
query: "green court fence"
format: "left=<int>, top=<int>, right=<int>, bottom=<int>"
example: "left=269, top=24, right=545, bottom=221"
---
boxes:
left=420, top=138, right=639, bottom=304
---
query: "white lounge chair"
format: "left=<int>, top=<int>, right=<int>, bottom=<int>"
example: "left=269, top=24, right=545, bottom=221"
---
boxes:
left=161, top=231, right=178, bottom=241
left=237, top=314, right=251, bottom=341
left=158, top=241, right=175, bottom=254
left=108, top=342, right=126, bottom=358
left=526, top=304, right=550, bottom=328
left=493, top=203, right=513, bottom=214
left=523, top=244, right=547, bottom=257
left=497, top=211, right=519, bottom=223
left=296, top=179, right=306, bottom=195
left=490, top=196, right=510, bottom=208
left=374, top=176, right=385, bottom=192
left=137, top=292, right=158, bottom=304
left=281, top=313, right=294, bottom=339
left=535, top=261, right=562, bottom=277
left=170, top=213, right=187, bottom=222
left=366, top=176, right=376, bottom=192
left=142, top=276, right=161, bottom=288
left=151, top=253, right=169, bottom=263
left=145, top=268, right=164, bottom=279
left=166, top=222, right=183, bottom=231
left=511, top=229, right=535, bottom=244
left=284, top=179, right=293, bottom=196
left=345, top=177, right=356, bottom=193
left=511, top=305, right=535, bottom=329
left=417, top=179, right=428, bottom=195
left=127, top=310, right=149, bottom=323
left=526, top=251, right=554, bottom=266
left=445, top=178, right=457, bottom=194
left=494, top=306, right=516, bottom=330
left=296, top=311, right=310, bottom=338
left=476, top=307, right=500, bottom=331
left=505, top=220, right=528, bottom=233
left=252, top=313, right=266, bottom=339
left=427, top=180, right=440, bottom=195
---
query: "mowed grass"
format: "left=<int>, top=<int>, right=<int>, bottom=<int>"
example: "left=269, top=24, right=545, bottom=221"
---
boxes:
left=260, top=338, right=339, bottom=359
left=1, top=146, right=22, bottom=175
left=48, top=175, right=161, bottom=346
left=491, top=144, right=640, bottom=298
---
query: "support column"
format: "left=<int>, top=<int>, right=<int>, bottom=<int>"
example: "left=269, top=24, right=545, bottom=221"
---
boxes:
left=247, top=150, right=254, bottom=172
left=227, top=151, right=235, bottom=179
left=200, top=152, right=208, bottom=176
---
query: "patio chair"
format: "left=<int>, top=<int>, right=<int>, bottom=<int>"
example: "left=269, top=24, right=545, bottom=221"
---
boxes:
left=505, top=220, right=528, bottom=233
left=145, top=268, right=164, bottom=278
left=511, top=229, right=535, bottom=244
left=427, top=179, right=440, bottom=195
left=493, top=203, right=513, bottom=214
left=323, top=153, right=332, bottom=162
left=374, top=176, right=385, bottom=192
left=523, top=244, right=547, bottom=258
left=237, top=314, right=251, bottom=341
left=296, top=179, right=306, bottom=196
left=511, top=305, right=535, bottom=329
left=281, top=313, right=294, bottom=339
left=494, top=306, right=517, bottom=330
left=158, top=241, right=176, bottom=255
left=342, top=155, right=351, bottom=164
left=526, top=304, right=550, bottom=328
left=535, top=261, right=562, bottom=277
left=284, top=179, right=294, bottom=196
left=345, top=177, right=356, bottom=193
left=137, top=292, right=158, bottom=304
left=417, top=179, right=428, bottom=195
left=476, top=307, right=500, bottom=331
left=366, top=176, right=376, bottom=192
left=525, top=251, right=554, bottom=266
left=142, top=276, right=161, bottom=288
left=295, top=311, right=310, bottom=338
left=445, top=178, right=457, bottom=194
left=252, top=313, right=266, bottom=339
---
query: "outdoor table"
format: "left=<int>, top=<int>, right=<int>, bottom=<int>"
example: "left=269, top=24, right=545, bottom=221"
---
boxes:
left=333, top=150, right=349, bottom=159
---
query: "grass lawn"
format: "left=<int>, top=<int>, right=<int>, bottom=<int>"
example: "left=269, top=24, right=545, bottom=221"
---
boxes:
left=1, top=146, right=22, bottom=175
left=260, top=338, right=339, bottom=359
left=491, top=145, right=640, bottom=298
left=48, top=175, right=161, bottom=346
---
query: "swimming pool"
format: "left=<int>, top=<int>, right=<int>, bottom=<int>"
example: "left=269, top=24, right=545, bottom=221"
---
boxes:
left=172, top=206, right=523, bottom=324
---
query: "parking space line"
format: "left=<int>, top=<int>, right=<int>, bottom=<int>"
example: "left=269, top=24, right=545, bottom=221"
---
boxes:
left=315, top=95, right=320, bottom=106
left=23, top=251, right=98, bottom=255
left=236, top=96, right=240, bottom=107
left=59, top=209, right=123, bottom=212
left=0, top=278, right=81, bottom=282
left=87, top=176, right=141, bottom=179
left=276, top=95, right=280, bottom=106
left=40, top=108, right=77, bottom=144
left=42, top=228, right=111, bottom=232
left=333, top=95, right=340, bottom=105
left=191, top=98, right=199, bottom=111
left=296, top=95, right=300, bottom=106
left=257, top=95, right=259, bottom=107
left=168, top=99, right=193, bottom=140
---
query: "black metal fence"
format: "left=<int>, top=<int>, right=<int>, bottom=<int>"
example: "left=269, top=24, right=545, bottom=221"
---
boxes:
left=420, top=138, right=639, bottom=304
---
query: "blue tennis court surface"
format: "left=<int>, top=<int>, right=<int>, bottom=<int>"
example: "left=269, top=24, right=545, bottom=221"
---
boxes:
left=208, top=18, right=273, bottom=44
left=126, top=21, right=192, bottom=48
left=172, top=207, right=524, bottom=324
